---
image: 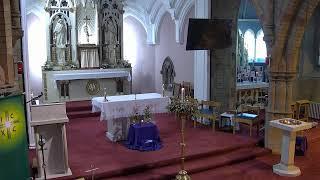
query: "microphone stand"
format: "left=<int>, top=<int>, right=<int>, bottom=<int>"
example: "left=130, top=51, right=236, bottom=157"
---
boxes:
left=38, top=135, right=47, bottom=180
left=26, top=92, right=43, bottom=104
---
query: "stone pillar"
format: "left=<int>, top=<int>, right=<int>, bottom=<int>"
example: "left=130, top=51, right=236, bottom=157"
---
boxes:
left=10, top=0, right=23, bottom=46
left=0, top=0, right=15, bottom=86
left=193, top=0, right=210, bottom=101
left=210, top=0, right=240, bottom=111
left=266, top=71, right=296, bottom=153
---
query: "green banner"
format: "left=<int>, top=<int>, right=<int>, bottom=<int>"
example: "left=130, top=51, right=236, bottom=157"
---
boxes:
left=0, top=95, right=29, bottom=180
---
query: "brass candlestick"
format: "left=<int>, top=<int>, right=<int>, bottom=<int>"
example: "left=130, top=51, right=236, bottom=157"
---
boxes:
left=176, top=113, right=191, bottom=180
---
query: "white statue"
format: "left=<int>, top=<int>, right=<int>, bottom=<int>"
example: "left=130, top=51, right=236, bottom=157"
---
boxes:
left=105, top=20, right=116, bottom=45
left=54, top=18, right=67, bottom=65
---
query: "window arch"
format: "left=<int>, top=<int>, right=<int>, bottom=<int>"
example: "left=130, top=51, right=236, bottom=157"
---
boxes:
left=244, top=29, right=255, bottom=62
left=256, top=30, right=267, bottom=63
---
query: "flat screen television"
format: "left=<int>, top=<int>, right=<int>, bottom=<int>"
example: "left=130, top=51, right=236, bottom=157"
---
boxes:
left=186, top=18, right=233, bottom=50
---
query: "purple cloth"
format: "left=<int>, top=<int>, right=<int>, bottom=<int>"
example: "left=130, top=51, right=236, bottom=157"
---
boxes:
left=125, top=122, right=162, bottom=151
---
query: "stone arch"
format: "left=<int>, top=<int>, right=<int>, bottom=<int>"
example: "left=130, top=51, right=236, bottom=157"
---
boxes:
left=265, top=0, right=320, bottom=153
left=285, top=0, right=320, bottom=72
left=160, top=57, right=176, bottom=91
left=176, top=0, right=194, bottom=44
left=271, top=0, right=305, bottom=70
left=153, top=7, right=167, bottom=44
left=123, top=14, right=148, bottom=36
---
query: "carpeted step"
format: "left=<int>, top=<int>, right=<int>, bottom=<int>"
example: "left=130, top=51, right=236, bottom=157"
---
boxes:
left=67, top=110, right=100, bottom=119
left=109, top=147, right=270, bottom=180
left=66, top=100, right=93, bottom=112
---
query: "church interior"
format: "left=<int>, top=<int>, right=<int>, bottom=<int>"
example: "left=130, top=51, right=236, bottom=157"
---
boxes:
left=1, top=0, right=320, bottom=179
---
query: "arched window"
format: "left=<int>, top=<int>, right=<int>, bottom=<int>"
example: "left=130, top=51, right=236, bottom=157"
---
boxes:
left=256, top=30, right=267, bottom=63
left=244, top=29, right=255, bottom=62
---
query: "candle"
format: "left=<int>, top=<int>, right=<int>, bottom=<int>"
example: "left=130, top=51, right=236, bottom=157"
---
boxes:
left=162, top=84, right=165, bottom=97
left=181, top=87, right=185, bottom=102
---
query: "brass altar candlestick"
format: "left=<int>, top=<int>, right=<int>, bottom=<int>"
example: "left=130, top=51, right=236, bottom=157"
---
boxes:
left=176, top=113, right=191, bottom=180
left=103, top=88, right=108, bottom=102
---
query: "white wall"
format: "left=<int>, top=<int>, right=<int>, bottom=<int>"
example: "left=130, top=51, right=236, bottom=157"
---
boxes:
left=154, top=8, right=195, bottom=93
left=123, top=17, right=156, bottom=93
left=27, top=13, right=47, bottom=96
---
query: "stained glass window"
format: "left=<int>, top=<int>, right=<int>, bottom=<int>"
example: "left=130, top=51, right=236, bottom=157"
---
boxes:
left=256, top=30, right=267, bottom=63
left=244, top=29, right=255, bottom=62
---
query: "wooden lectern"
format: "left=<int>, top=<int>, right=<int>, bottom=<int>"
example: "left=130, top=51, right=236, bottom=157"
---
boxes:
left=30, top=103, right=72, bottom=179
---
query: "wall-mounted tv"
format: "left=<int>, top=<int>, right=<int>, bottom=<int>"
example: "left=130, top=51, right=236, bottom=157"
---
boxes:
left=186, top=18, right=233, bottom=50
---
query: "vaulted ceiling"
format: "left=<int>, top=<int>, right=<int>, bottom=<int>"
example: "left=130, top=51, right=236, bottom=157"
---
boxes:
left=124, top=0, right=194, bottom=44
left=26, top=0, right=194, bottom=44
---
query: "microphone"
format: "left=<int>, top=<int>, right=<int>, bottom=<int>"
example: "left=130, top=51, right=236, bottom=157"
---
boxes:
left=26, top=92, right=43, bottom=104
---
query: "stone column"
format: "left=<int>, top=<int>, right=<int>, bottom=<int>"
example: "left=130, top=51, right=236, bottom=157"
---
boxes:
left=193, top=0, right=210, bottom=101
left=210, top=0, right=240, bottom=111
left=0, top=0, right=14, bottom=86
left=10, top=0, right=23, bottom=46
left=266, top=71, right=296, bottom=153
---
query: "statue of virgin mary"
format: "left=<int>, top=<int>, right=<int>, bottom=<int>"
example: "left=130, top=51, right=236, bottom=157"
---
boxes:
left=54, top=18, right=67, bottom=65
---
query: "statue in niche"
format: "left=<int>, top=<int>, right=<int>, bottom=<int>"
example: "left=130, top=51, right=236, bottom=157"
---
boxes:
left=105, top=19, right=118, bottom=64
left=161, top=57, right=176, bottom=91
left=53, top=18, right=67, bottom=65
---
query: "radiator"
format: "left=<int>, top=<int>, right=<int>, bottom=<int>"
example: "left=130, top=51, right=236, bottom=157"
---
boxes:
left=309, top=102, right=320, bottom=120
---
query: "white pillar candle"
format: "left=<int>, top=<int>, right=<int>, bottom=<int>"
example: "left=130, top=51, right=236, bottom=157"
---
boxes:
left=162, top=84, right=165, bottom=97
left=181, top=87, right=185, bottom=102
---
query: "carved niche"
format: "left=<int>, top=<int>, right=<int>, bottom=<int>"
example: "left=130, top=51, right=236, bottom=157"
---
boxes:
left=98, top=0, right=124, bottom=67
left=160, top=57, right=176, bottom=91
left=45, top=0, right=74, bottom=68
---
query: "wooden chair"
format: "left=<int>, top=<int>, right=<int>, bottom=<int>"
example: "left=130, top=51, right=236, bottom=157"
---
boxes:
left=233, top=104, right=261, bottom=136
left=295, top=100, right=310, bottom=122
left=172, top=82, right=181, bottom=97
left=182, top=81, right=192, bottom=97
left=194, top=100, right=221, bottom=132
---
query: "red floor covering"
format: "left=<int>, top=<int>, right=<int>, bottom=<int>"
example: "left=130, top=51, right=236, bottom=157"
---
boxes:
left=55, top=113, right=261, bottom=179
left=192, top=125, right=320, bottom=180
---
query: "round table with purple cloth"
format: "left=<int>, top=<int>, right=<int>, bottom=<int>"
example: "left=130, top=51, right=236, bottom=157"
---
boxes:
left=124, top=122, right=162, bottom=151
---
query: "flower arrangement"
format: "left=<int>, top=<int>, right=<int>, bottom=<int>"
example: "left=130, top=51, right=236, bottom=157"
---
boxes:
left=143, top=105, right=152, bottom=122
left=129, top=105, right=140, bottom=124
left=167, top=96, right=199, bottom=115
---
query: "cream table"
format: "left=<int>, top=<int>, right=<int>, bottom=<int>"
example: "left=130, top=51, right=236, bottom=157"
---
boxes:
left=92, top=93, right=169, bottom=141
left=270, top=118, right=312, bottom=177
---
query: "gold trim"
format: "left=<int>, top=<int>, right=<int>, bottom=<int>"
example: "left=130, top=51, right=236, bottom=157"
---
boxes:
left=86, top=79, right=100, bottom=95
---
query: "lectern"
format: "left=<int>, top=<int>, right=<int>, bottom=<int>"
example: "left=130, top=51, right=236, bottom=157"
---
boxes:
left=30, top=103, right=72, bottom=179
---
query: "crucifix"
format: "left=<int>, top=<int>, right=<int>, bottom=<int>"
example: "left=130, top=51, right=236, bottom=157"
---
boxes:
left=83, top=16, right=92, bottom=43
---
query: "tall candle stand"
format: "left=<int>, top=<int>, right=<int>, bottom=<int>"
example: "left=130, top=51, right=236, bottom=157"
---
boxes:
left=176, top=113, right=190, bottom=180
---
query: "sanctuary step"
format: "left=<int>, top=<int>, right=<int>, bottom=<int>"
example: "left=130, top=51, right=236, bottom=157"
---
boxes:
left=55, top=114, right=270, bottom=180
left=66, top=100, right=100, bottom=119
left=110, top=146, right=270, bottom=180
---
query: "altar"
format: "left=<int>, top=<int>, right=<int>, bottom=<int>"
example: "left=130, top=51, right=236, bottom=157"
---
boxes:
left=40, top=0, right=132, bottom=103
left=92, top=93, right=170, bottom=141
left=43, top=68, right=132, bottom=103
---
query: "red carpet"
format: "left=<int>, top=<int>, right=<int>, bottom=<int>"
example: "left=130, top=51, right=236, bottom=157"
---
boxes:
left=27, top=101, right=320, bottom=179
left=50, top=111, right=269, bottom=180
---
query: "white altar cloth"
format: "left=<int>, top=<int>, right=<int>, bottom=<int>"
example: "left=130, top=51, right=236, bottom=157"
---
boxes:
left=92, top=93, right=170, bottom=121
left=52, top=70, right=131, bottom=81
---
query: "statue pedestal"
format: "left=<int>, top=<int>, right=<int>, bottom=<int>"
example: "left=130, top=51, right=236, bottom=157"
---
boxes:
left=30, top=103, right=72, bottom=179
left=270, top=118, right=312, bottom=177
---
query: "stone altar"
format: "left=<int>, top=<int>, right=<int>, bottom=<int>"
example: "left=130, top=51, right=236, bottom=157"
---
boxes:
left=41, top=1, right=131, bottom=103
left=42, top=68, right=132, bottom=103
